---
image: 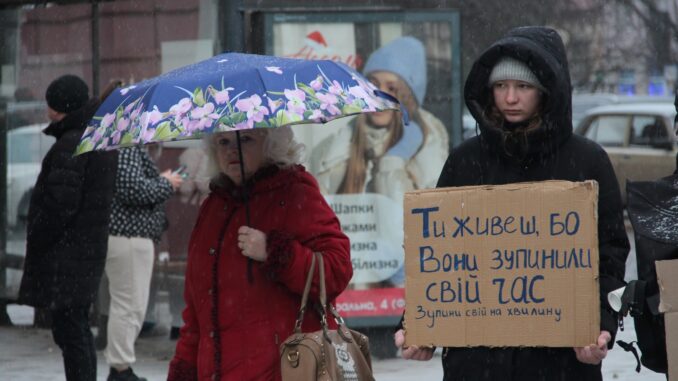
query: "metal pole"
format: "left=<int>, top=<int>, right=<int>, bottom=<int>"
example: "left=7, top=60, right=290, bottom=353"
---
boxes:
left=221, top=0, right=244, bottom=53
left=91, top=0, right=100, bottom=97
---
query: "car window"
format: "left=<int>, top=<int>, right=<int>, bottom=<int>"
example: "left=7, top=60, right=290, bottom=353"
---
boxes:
left=8, top=130, right=51, bottom=164
left=630, top=116, right=667, bottom=146
left=583, top=115, right=628, bottom=147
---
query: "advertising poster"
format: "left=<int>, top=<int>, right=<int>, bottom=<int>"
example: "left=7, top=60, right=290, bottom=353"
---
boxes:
left=270, top=16, right=460, bottom=321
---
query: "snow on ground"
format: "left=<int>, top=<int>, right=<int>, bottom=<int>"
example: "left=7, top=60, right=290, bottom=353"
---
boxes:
left=0, top=225, right=667, bottom=380
left=0, top=304, right=666, bottom=381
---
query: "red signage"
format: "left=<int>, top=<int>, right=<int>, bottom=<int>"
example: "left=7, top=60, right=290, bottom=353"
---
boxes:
left=335, top=287, right=405, bottom=317
left=285, top=31, right=363, bottom=69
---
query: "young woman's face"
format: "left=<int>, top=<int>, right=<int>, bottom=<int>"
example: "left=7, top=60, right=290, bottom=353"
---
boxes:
left=367, top=71, right=400, bottom=127
left=492, top=80, right=541, bottom=123
left=214, top=130, right=267, bottom=185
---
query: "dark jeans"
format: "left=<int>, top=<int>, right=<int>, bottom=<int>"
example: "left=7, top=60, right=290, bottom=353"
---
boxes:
left=51, top=306, right=97, bottom=381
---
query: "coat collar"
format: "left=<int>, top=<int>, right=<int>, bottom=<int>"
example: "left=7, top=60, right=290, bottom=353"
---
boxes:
left=43, top=99, right=97, bottom=139
left=209, top=164, right=309, bottom=201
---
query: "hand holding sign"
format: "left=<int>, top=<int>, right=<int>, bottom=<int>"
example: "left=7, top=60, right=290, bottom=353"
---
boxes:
left=573, top=330, right=611, bottom=365
left=394, top=329, right=434, bottom=361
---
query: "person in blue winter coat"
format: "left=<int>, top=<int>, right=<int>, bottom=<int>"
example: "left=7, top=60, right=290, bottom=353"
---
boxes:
left=394, top=26, right=629, bottom=381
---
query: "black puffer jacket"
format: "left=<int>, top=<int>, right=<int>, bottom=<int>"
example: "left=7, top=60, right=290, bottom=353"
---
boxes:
left=18, top=100, right=117, bottom=310
left=436, top=27, right=629, bottom=381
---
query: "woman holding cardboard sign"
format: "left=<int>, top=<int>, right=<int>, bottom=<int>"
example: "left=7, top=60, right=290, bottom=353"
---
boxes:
left=394, top=26, right=629, bottom=380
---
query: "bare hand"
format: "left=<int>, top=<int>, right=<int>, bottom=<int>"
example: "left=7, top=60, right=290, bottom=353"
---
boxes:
left=161, top=170, right=184, bottom=190
left=394, top=329, right=434, bottom=361
left=238, top=226, right=267, bottom=262
left=573, top=330, right=611, bottom=365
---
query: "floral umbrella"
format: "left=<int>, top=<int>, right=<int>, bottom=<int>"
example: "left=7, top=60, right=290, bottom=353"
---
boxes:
left=76, top=52, right=401, bottom=155
left=77, top=52, right=402, bottom=281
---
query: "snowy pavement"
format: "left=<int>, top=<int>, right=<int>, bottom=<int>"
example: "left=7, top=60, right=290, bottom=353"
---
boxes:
left=0, top=304, right=666, bottom=381
left=0, top=225, right=668, bottom=380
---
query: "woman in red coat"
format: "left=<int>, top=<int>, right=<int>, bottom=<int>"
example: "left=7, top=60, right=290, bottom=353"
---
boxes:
left=167, top=126, right=353, bottom=381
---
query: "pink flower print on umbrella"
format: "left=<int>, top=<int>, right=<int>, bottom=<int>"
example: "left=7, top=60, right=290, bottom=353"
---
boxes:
left=235, top=94, right=270, bottom=128
left=348, top=85, right=380, bottom=112
left=268, top=98, right=283, bottom=114
left=190, top=102, right=220, bottom=132
left=116, top=117, right=130, bottom=133
left=209, top=86, right=234, bottom=105
left=111, top=131, right=122, bottom=145
left=148, top=107, right=163, bottom=125
left=138, top=107, right=165, bottom=143
left=284, top=88, right=306, bottom=116
left=316, top=92, right=341, bottom=116
left=100, top=113, right=116, bottom=130
left=129, top=104, right=143, bottom=122
left=141, top=128, right=155, bottom=142
left=310, top=75, right=324, bottom=91
left=91, top=128, right=104, bottom=145
left=328, top=80, right=344, bottom=96
left=170, top=98, right=193, bottom=117
left=77, top=52, right=402, bottom=156
left=308, top=109, right=323, bottom=121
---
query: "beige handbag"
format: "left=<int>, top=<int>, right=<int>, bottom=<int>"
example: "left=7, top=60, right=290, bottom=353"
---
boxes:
left=280, top=252, right=375, bottom=381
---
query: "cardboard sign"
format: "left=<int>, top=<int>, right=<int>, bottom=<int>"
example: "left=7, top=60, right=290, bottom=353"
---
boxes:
left=403, top=180, right=600, bottom=347
left=656, top=259, right=678, bottom=379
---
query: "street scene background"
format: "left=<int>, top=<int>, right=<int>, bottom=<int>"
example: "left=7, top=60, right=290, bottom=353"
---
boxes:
left=0, top=225, right=667, bottom=380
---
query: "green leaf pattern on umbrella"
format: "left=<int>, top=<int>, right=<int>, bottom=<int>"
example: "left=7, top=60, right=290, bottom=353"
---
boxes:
left=76, top=66, right=394, bottom=155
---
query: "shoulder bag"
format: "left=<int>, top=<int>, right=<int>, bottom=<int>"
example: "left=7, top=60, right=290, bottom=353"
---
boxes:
left=280, top=252, right=375, bottom=381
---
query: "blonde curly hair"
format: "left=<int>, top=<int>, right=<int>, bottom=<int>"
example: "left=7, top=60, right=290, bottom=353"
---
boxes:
left=204, top=126, right=305, bottom=183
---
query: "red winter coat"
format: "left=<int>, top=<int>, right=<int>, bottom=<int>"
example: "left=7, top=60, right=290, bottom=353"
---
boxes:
left=167, top=165, right=352, bottom=381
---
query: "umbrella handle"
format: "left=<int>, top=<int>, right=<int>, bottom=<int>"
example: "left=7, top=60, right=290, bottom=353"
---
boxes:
left=236, top=131, right=254, bottom=284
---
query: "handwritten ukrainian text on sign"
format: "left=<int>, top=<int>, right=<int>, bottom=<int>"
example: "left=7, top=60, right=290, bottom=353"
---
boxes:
left=403, top=181, right=600, bottom=347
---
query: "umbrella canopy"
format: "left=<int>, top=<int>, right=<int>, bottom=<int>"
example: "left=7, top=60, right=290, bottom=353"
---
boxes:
left=76, top=52, right=401, bottom=154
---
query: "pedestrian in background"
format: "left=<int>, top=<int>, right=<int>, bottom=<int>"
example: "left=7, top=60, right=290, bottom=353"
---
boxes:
left=394, top=26, right=629, bottom=380
left=167, top=127, right=352, bottom=380
left=104, top=145, right=182, bottom=381
left=18, top=74, right=119, bottom=381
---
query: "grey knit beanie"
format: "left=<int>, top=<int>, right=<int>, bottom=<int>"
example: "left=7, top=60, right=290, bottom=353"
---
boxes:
left=488, top=57, right=544, bottom=91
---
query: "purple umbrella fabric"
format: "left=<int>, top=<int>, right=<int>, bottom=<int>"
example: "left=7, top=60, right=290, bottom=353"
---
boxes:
left=76, top=52, right=401, bottom=154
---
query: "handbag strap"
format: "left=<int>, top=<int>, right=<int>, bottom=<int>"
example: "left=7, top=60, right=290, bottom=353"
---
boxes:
left=293, top=253, right=317, bottom=333
left=294, top=252, right=350, bottom=340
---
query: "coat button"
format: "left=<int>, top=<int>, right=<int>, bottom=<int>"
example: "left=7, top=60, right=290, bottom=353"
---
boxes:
left=210, top=331, right=216, bottom=338
left=208, top=288, right=214, bottom=295
left=209, top=248, right=216, bottom=255
left=279, top=200, right=286, bottom=206
left=212, top=374, right=217, bottom=381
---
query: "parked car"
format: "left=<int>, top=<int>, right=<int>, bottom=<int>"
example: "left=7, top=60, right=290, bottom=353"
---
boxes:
left=572, top=93, right=674, bottom=129
left=6, top=124, right=53, bottom=229
left=574, top=102, right=677, bottom=202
